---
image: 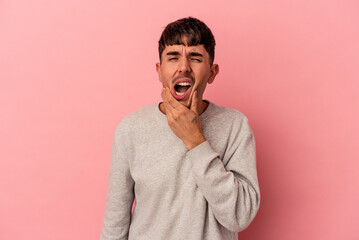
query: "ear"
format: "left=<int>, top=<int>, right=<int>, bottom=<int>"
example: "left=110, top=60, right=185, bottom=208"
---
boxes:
left=207, top=64, right=219, bottom=84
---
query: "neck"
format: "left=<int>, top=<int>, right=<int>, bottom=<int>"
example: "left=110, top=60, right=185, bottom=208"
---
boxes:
left=197, top=100, right=209, bottom=115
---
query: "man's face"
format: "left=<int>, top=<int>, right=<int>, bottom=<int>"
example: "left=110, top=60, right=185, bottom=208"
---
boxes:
left=156, top=41, right=219, bottom=108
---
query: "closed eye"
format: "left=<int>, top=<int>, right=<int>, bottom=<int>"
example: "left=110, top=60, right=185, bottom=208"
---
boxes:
left=169, top=57, right=178, bottom=61
left=191, top=58, right=201, bottom=62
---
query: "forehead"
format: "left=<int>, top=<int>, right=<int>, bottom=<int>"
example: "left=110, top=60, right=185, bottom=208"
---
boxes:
left=163, top=44, right=208, bottom=56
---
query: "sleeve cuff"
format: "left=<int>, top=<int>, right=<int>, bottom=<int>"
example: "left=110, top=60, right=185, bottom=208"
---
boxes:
left=186, top=141, right=221, bottom=170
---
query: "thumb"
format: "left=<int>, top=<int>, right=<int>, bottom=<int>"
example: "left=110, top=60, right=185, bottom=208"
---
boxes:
left=190, top=91, right=199, bottom=114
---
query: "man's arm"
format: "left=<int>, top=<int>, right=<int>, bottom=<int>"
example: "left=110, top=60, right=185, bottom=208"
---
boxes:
left=161, top=88, right=260, bottom=232
left=186, top=118, right=260, bottom=232
left=101, top=121, right=135, bottom=240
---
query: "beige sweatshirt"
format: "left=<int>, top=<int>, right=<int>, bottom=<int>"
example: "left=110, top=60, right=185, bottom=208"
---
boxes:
left=100, top=101, right=260, bottom=240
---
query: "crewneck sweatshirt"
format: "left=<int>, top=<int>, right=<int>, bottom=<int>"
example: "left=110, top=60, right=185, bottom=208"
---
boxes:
left=100, top=101, right=260, bottom=240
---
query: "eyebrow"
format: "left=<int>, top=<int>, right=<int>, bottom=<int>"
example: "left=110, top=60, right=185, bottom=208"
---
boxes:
left=166, top=51, right=180, bottom=56
left=166, top=51, right=203, bottom=57
left=189, top=52, right=203, bottom=57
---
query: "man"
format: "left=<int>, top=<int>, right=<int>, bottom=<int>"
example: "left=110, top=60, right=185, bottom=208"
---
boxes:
left=101, top=17, right=260, bottom=240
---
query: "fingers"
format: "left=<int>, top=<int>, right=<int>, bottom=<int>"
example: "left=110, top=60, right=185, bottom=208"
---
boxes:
left=190, top=91, right=199, bottom=115
left=162, top=88, right=182, bottom=110
left=161, top=87, right=198, bottom=116
left=162, top=100, right=173, bottom=118
left=161, top=88, right=176, bottom=117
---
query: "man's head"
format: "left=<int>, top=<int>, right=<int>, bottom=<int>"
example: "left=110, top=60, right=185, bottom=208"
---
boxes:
left=156, top=17, right=219, bottom=108
left=158, top=17, right=216, bottom=66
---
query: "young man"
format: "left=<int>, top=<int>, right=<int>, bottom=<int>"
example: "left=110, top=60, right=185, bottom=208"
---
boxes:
left=101, top=17, right=260, bottom=240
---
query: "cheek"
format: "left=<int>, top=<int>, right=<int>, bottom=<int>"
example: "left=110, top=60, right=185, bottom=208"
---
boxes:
left=158, top=70, right=166, bottom=83
left=159, top=76, right=170, bottom=88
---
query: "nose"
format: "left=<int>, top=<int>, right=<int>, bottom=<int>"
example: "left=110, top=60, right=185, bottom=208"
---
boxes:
left=178, top=58, right=191, bottom=73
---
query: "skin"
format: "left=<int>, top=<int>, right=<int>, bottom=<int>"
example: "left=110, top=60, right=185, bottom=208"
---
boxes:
left=156, top=40, right=219, bottom=150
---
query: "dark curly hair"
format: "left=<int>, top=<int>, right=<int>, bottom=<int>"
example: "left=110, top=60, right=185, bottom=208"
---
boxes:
left=158, top=17, right=216, bottom=66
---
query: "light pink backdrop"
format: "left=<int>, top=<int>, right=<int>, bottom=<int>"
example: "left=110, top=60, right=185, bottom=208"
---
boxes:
left=1, top=0, right=358, bottom=239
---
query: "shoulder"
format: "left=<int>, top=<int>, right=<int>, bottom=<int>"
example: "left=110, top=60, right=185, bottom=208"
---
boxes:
left=123, top=103, right=158, bottom=123
left=203, top=102, right=254, bottom=140
left=114, top=103, right=159, bottom=134
left=207, top=102, right=250, bottom=128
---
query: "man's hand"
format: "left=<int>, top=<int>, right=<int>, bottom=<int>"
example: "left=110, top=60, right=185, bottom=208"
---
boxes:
left=161, top=87, right=206, bottom=150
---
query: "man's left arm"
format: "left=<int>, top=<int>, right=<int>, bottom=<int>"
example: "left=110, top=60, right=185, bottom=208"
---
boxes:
left=161, top=88, right=260, bottom=232
left=186, top=118, right=260, bottom=232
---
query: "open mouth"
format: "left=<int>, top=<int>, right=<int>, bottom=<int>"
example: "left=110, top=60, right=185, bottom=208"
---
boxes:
left=173, top=81, right=192, bottom=100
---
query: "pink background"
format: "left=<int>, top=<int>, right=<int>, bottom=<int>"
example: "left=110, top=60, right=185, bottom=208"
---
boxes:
left=1, top=0, right=358, bottom=239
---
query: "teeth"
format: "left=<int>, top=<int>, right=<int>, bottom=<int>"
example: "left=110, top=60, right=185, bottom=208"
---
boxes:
left=176, top=91, right=185, bottom=96
left=177, top=82, right=191, bottom=86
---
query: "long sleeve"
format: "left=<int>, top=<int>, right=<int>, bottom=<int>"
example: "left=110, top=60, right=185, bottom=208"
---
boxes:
left=101, top=121, right=135, bottom=240
left=185, top=117, right=260, bottom=232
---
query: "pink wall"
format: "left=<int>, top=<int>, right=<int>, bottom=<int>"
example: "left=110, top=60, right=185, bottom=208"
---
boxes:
left=1, top=0, right=358, bottom=239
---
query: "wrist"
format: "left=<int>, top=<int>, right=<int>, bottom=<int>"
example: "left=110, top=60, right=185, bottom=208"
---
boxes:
left=186, top=133, right=206, bottom=150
